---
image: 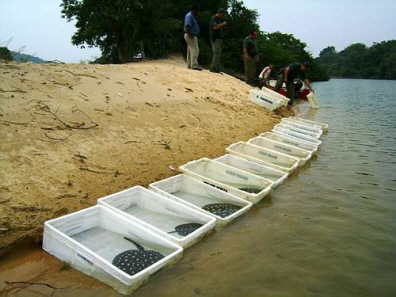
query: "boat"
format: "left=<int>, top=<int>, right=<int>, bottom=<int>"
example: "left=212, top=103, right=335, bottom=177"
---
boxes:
left=266, top=79, right=310, bottom=100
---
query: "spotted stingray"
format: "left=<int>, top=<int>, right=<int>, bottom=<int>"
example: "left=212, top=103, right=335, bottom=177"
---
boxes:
left=202, top=203, right=242, bottom=218
left=112, top=237, right=164, bottom=276
left=168, top=223, right=203, bottom=236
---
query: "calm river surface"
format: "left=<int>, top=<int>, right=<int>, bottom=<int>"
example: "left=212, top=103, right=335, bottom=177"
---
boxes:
left=1, top=79, right=396, bottom=297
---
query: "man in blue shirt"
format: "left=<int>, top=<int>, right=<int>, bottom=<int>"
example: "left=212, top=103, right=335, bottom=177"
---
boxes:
left=184, top=5, right=202, bottom=71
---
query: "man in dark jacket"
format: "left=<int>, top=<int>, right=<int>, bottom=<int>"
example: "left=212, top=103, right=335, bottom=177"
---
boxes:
left=210, top=8, right=227, bottom=73
left=274, top=62, right=314, bottom=105
left=243, top=30, right=259, bottom=86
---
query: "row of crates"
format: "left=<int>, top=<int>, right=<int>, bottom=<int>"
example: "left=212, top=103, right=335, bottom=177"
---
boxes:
left=42, top=116, right=328, bottom=295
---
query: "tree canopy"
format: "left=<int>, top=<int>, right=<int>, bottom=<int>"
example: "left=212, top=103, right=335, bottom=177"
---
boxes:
left=316, top=40, right=396, bottom=80
left=61, top=0, right=327, bottom=81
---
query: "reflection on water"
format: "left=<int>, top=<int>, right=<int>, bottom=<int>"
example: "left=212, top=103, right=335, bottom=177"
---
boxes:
left=1, top=79, right=396, bottom=297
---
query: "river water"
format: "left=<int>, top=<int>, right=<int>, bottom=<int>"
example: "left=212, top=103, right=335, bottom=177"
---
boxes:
left=1, top=79, right=396, bottom=297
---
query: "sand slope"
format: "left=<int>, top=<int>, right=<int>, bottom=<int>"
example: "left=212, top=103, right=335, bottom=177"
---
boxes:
left=0, top=56, right=292, bottom=255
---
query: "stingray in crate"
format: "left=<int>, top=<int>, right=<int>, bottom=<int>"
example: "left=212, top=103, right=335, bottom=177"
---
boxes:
left=112, top=237, right=165, bottom=276
left=202, top=203, right=242, bottom=218
left=167, top=223, right=204, bottom=236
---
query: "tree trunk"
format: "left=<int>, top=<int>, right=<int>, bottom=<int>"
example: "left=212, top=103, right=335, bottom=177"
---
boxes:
left=139, top=42, right=145, bottom=59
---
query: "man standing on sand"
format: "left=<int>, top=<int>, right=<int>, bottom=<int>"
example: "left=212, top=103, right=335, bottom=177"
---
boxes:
left=243, top=30, right=259, bottom=86
left=210, top=8, right=227, bottom=73
left=184, top=5, right=202, bottom=71
left=274, top=62, right=314, bottom=105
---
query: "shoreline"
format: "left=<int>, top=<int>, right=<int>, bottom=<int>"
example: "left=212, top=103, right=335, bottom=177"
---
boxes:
left=0, top=57, right=293, bottom=256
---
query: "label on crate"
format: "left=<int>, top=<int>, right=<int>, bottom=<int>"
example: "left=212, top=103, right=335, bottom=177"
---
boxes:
left=274, top=144, right=292, bottom=153
left=64, top=220, right=84, bottom=236
left=282, top=139, right=301, bottom=147
left=258, top=96, right=274, bottom=104
left=76, top=252, right=94, bottom=268
left=258, top=150, right=278, bottom=159
left=225, top=170, right=248, bottom=181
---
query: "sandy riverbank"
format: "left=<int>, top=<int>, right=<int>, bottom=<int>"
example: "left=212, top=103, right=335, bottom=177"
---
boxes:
left=0, top=55, right=293, bottom=256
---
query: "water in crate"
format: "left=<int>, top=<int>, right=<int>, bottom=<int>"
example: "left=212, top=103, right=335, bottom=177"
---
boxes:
left=201, top=203, right=242, bottom=218
left=172, top=191, right=242, bottom=218
left=112, top=237, right=164, bottom=276
left=220, top=182, right=264, bottom=194
left=71, top=227, right=169, bottom=275
left=124, top=204, right=202, bottom=238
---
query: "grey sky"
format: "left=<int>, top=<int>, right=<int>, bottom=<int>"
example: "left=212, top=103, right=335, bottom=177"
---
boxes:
left=243, top=0, right=396, bottom=56
left=1, top=0, right=396, bottom=63
left=0, top=0, right=101, bottom=63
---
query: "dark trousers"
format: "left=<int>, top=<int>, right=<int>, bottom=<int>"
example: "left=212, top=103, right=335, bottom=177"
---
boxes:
left=211, top=39, right=223, bottom=71
left=275, top=73, right=295, bottom=105
left=244, top=55, right=259, bottom=86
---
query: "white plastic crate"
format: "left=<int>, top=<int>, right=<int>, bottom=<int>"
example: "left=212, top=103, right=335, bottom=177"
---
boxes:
left=289, top=116, right=329, bottom=132
left=97, top=186, right=216, bottom=248
left=214, top=154, right=288, bottom=187
left=274, top=123, right=322, bottom=139
left=272, top=126, right=322, bottom=146
left=259, top=132, right=319, bottom=153
left=179, top=158, right=274, bottom=204
left=306, top=92, right=320, bottom=108
left=149, top=174, right=252, bottom=227
left=281, top=118, right=323, bottom=134
left=248, top=89, right=283, bottom=111
left=247, top=136, right=312, bottom=166
left=43, top=205, right=183, bottom=295
left=260, top=87, right=289, bottom=106
left=226, top=142, right=299, bottom=173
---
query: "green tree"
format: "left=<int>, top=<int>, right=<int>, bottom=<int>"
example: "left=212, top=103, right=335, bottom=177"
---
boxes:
left=256, top=32, right=328, bottom=81
left=0, top=47, right=13, bottom=61
left=316, top=40, right=396, bottom=80
left=60, top=0, right=328, bottom=80
left=221, top=0, right=259, bottom=73
left=260, top=32, right=311, bottom=68
left=339, top=43, right=368, bottom=78
left=61, top=0, right=144, bottom=63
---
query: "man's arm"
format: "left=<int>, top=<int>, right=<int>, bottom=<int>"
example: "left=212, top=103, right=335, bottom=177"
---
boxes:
left=304, top=79, right=314, bottom=91
left=243, top=48, right=250, bottom=60
left=185, top=25, right=193, bottom=38
left=213, top=21, right=227, bottom=30
left=263, top=67, right=270, bottom=77
left=283, top=67, right=290, bottom=83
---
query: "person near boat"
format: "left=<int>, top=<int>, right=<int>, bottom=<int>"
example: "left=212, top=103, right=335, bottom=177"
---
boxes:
left=259, top=63, right=274, bottom=87
left=274, top=62, right=314, bottom=105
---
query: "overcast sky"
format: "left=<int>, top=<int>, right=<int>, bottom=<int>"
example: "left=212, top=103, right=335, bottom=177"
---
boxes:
left=1, top=0, right=395, bottom=63
left=0, top=0, right=101, bottom=63
left=243, top=0, right=396, bottom=56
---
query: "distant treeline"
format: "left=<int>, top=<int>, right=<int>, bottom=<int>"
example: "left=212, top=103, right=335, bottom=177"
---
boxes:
left=0, top=46, right=48, bottom=63
left=60, top=0, right=329, bottom=81
left=315, top=40, right=396, bottom=80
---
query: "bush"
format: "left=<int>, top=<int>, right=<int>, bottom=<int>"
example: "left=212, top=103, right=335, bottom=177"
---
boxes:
left=0, top=47, right=13, bottom=61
